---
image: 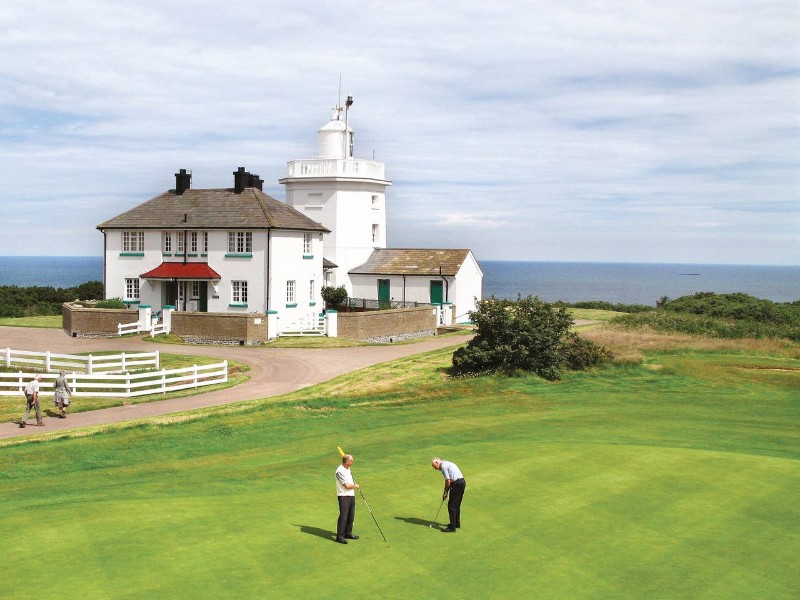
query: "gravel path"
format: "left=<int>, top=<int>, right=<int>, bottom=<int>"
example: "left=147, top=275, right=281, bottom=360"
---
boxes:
left=0, top=326, right=472, bottom=440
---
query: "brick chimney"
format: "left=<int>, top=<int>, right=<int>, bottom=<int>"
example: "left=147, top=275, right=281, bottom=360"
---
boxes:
left=233, top=167, right=248, bottom=194
left=175, top=169, right=192, bottom=195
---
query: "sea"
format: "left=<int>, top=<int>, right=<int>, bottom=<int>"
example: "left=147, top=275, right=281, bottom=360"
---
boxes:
left=0, top=256, right=798, bottom=306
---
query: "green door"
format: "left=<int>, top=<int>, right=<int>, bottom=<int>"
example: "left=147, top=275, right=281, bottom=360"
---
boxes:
left=199, top=282, right=208, bottom=312
left=378, top=279, right=390, bottom=309
left=430, top=280, right=443, bottom=305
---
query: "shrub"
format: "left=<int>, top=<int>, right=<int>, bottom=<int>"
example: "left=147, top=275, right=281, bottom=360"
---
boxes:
left=562, top=333, right=614, bottom=370
left=321, top=286, right=348, bottom=309
left=452, top=295, right=576, bottom=380
left=95, top=298, right=126, bottom=309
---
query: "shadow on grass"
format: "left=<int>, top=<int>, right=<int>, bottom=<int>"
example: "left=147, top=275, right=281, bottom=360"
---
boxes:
left=394, top=516, right=441, bottom=529
left=295, top=524, right=337, bottom=542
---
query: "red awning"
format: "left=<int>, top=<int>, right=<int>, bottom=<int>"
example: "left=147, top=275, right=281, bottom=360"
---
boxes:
left=140, top=262, right=221, bottom=281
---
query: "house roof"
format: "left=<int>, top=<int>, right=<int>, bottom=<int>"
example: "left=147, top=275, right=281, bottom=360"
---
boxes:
left=97, top=188, right=329, bottom=233
left=140, top=262, right=222, bottom=280
left=349, top=248, right=474, bottom=277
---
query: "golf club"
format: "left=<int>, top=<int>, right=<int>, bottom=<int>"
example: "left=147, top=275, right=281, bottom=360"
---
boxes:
left=354, top=479, right=387, bottom=542
left=429, top=496, right=446, bottom=528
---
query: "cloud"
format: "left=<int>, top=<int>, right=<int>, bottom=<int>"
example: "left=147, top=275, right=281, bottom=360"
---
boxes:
left=0, top=0, right=798, bottom=264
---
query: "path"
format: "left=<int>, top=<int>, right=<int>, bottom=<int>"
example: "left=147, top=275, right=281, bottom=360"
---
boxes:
left=0, top=326, right=472, bottom=440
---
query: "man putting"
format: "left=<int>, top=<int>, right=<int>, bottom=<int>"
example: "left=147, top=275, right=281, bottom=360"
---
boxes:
left=335, top=454, right=360, bottom=544
left=431, top=457, right=466, bottom=533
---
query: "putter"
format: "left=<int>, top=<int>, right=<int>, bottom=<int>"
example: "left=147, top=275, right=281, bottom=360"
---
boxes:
left=354, top=479, right=387, bottom=542
left=429, top=497, right=446, bottom=528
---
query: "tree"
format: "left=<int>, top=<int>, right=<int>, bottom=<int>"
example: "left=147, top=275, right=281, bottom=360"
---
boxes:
left=321, top=285, right=348, bottom=309
left=452, top=295, right=610, bottom=380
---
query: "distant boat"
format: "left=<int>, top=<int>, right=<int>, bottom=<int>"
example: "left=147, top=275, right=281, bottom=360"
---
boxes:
left=679, top=273, right=700, bottom=276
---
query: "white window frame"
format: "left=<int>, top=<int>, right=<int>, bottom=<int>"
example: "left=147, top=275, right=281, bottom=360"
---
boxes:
left=303, top=233, right=312, bottom=254
left=202, top=231, right=208, bottom=253
left=163, top=232, right=172, bottom=253
left=287, top=280, right=296, bottom=303
left=228, top=231, right=252, bottom=253
left=125, top=278, right=140, bottom=300
left=232, top=280, right=248, bottom=304
left=372, top=224, right=378, bottom=244
left=190, top=231, right=198, bottom=253
left=309, top=279, right=315, bottom=302
left=176, top=231, right=185, bottom=253
left=123, top=231, right=145, bottom=252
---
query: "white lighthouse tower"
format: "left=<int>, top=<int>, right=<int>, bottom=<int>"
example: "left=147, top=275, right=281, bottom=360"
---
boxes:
left=279, top=96, right=391, bottom=295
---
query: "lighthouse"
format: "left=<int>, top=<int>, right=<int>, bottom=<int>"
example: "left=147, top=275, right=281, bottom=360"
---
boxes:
left=279, top=96, right=392, bottom=294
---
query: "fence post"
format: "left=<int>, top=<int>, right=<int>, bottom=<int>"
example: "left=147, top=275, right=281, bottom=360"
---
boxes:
left=193, top=364, right=198, bottom=387
left=161, top=369, right=167, bottom=393
left=46, top=351, right=51, bottom=372
left=223, top=360, right=228, bottom=383
left=87, top=354, right=93, bottom=375
left=6, top=348, right=11, bottom=368
left=155, top=350, right=160, bottom=370
left=18, top=370, right=23, bottom=392
left=126, top=371, right=131, bottom=396
left=267, top=310, right=278, bottom=339
left=325, top=310, right=338, bottom=337
left=121, top=352, right=126, bottom=373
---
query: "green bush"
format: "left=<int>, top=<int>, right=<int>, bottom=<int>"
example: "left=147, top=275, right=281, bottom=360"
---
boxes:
left=452, top=295, right=611, bottom=380
left=321, top=285, right=348, bottom=308
left=96, top=298, right=126, bottom=309
left=0, top=281, right=104, bottom=318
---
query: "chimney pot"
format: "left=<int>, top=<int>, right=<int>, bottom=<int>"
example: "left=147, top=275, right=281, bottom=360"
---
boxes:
left=175, top=168, right=192, bottom=195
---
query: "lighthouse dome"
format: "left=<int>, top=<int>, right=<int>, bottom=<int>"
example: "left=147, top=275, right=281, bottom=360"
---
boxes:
left=317, top=112, right=353, bottom=159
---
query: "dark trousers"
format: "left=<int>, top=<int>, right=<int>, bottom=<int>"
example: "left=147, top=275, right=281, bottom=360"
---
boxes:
left=337, top=495, right=355, bottom=539
left=448, top=478, right=466, bottom=528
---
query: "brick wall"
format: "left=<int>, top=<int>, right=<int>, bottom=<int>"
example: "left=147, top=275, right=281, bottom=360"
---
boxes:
left=62, top=303, right=138, bottom=337
left=337, top=306, right=436, bottom=341
left=171, top=311, right=269, bottom=345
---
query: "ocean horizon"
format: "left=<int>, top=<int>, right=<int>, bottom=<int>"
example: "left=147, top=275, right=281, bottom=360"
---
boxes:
left=0, top=256, right=798, bottom=306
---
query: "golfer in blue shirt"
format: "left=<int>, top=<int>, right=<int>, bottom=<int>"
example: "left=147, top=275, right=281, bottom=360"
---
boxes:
left=431, top=457, right=466, bottom=532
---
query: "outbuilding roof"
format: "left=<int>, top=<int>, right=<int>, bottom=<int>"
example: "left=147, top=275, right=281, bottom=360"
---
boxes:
left=349, top=248, right=474, bottom=277
left=97, top=188, right=329, bottom=232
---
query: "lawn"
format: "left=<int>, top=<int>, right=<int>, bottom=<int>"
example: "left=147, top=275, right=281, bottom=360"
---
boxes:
left=0, top=333, right=798, bottom=599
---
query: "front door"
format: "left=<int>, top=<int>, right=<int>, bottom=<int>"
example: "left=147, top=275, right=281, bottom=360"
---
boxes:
left=430, top=280, right=444, bottom=305
left=199, top=282, right=208, bottom=312
left=378, top=279, right=390, bottom=309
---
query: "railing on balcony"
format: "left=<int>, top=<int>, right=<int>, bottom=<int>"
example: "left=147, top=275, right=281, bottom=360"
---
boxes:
left=285, top=159, right=386, bottom=181
left=330, top=297, right=432, bottom=312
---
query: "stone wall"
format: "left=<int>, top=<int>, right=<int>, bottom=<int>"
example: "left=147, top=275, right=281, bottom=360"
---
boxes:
left=337, top=306, right=437, bottom=342
left=62, top=303, right=138, bottom=338
left=171, top=311, right=269, bottom=346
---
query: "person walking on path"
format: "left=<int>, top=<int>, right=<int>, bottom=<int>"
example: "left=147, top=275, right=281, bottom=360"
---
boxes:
left=20, top=374, right=44, bottom=428
left=335, top=454, right=360, bottom=544
left=53, top=370, right=72, bottom=418
left=431, top=457, right=466, bottom=532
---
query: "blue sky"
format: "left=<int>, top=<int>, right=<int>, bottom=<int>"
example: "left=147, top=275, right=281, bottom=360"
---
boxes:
left=1, top=0, right=798, bottom=265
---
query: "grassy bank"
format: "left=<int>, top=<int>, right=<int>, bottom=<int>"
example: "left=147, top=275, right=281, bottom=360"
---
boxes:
left=1, top=328, right=798, bottom=598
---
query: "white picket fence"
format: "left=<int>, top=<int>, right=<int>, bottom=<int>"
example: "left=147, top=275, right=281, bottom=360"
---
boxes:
left=0, top=361, right=228, bottom=398
left=1, top=348, right=159, bottom=374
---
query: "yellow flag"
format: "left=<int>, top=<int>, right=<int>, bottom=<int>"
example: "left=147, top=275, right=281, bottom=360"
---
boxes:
left=337, top=446, right=346, bottom=457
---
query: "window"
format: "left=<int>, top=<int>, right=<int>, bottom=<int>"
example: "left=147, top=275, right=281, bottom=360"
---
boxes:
left=123, top=231, right=145, bottom=252
left=232, top=281, right=248, bottom=304
left=372, top=224, right=379, bottom=244
left=228, top=231, right=252, bottom=253
left=286, top=280, right=296, bottom=303
left=163, top=232, right=172, bottom=253
left=176, top=231, right=185, bottom=253
left=309, top=279, right=315, bottom=301
left=202, top=231, right=208, bottom=253
left=191, top=281, right=200, bottom=298
left=371, top=194, right=379, bottom=208
left=303, top=233, right=312, bottom=254
left=190, top=231, right=198, bottom=253
left=125, top=278, right=140, bottom=300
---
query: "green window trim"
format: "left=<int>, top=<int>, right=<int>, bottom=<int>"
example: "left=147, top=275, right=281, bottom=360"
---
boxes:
left=285, top=303, right=298, bottom=308
left=123, top=299, right=141, bottom=305
left=119, top=252, right=145, bottom=257
left=302, top=254, right=314, bottom=260
left=225, top=253, right=253, bottom=258
left=187, top=253, right=199, bottom=257
left=309, top=302, right=317, bottom=307
left=162, top=252, right=172, bottom=256
left=228, top=303, right=248, bottom=308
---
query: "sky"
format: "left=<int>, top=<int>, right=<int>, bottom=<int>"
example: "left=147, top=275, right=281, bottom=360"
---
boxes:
left=1, top=1, right=798, bottom=265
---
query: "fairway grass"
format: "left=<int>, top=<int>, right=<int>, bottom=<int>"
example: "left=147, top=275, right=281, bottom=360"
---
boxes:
left=1, top=340, right=798, bottom=599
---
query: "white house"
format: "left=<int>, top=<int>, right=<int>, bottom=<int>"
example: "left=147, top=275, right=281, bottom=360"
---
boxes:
left=97, top=167, right=329, bottom=326
left=349, top=248, right=483, bottom=323
left=97, top=98, right=482, bottom=331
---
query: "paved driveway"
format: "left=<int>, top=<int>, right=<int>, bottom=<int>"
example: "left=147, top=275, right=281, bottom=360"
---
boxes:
left=0, top=326, right=471, bottom=440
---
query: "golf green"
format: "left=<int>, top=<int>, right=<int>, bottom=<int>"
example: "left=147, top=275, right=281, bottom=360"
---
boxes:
left=1, top=347, right=798, bottom=599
